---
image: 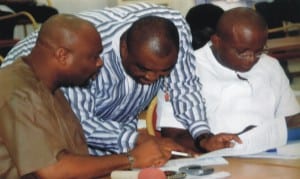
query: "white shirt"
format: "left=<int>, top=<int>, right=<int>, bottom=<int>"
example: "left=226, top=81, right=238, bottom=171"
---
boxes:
left=157, top=42, right=300, bottom=134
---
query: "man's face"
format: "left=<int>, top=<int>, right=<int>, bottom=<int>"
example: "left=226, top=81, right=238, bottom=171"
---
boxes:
left=121, top=40, right=178, bottom=85
left=212, top=27, right=268, bottom=72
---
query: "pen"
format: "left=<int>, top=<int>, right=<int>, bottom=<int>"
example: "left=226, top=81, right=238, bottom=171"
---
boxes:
left=171, top=151, right=192, bottom=157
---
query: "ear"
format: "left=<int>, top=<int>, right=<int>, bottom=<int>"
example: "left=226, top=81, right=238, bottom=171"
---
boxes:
left=120, top=36, right=128, bottom=61
left=211, top=34, right=221, bottom=49
left=54, top=47, right=70, bottom=66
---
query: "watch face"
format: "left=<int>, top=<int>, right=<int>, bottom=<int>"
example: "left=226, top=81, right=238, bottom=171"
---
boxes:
left=163, top=170, right=187, bottom=179
left=178, top=165, right=214, bottom=176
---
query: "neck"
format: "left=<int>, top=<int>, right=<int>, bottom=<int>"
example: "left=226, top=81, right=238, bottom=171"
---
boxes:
left=23, top=54, right=57, bottom=94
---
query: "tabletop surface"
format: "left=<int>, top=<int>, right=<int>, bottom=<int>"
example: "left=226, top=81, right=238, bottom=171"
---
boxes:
left=214, top=157, right=300, bottom=179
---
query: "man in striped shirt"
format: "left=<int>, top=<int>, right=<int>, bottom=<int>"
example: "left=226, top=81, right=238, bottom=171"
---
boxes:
left=3, top=2, right=236, bottom=156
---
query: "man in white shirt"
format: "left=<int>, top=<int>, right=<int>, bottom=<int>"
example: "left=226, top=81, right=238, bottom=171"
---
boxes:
left=157, top=7, right=300, bottom=152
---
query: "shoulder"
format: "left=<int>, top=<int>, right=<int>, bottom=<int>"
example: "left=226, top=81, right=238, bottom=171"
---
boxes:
left=78, top=2, right=183, bottom=24
left=0, top=60, right=39, bottom=104
left=257, top=54, right=283, bottom=72
left=194, top=43, right=212, bottom=61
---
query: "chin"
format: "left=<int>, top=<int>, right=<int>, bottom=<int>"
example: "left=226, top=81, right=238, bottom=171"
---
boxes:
left=79, top=79, right=93, bottom=87
left=138, top=79, right=156, bottom=85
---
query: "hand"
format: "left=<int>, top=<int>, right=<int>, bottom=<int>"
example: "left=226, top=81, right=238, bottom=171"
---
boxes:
left=130, top=139, right=167, bottom=168
left=155, top=137, right=197, bottom=158
left=200, top=133, right=242, bottom=152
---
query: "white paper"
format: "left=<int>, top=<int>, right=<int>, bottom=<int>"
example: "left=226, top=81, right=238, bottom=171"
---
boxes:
left=240, top=140, right=300, bottom=159
left=238, top=151, right=300, bottom=159
left=197, top=117, right=288, bottom=159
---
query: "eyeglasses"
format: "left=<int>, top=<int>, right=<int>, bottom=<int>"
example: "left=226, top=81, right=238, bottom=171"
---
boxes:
left=233, top=46, right=269, bottom=59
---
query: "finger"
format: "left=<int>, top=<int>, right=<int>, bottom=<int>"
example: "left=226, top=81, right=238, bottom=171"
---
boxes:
left=153, top=158, right=167, bottom=168
left=223, top=141, right=235, bottom=148
left=162, top=149, right=172, bottom=159
left=231, top=135, right=242, bottom=144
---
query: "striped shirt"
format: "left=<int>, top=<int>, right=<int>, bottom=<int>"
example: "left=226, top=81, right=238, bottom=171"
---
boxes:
left=3, top=2, right=208, bottom=156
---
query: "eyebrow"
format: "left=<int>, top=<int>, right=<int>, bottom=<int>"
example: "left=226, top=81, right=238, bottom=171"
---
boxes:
left=136, top=62, right=175, bottom=72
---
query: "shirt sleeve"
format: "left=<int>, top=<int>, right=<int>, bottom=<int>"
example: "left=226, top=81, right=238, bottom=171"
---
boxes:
left=62, top=86, right=138, bottom=156
left=161, top=15, right=209, bottom=139
left=272, top=58, right=300, bottom=116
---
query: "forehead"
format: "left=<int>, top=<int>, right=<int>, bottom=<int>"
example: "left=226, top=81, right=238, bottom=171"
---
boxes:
left=131, top=44, right=177, bottom=71
left=76, top=29, right=102, bottom=52
left=225, top=25, right=267, bottom=47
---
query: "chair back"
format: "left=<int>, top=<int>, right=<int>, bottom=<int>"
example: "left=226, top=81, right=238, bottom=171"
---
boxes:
left=146, top=97, right=161, bottom=136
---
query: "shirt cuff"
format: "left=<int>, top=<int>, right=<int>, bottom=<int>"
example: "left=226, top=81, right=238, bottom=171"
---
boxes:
left=119, top=129, right=139, bottom=153
left=188, top=120, right=210, bottom=139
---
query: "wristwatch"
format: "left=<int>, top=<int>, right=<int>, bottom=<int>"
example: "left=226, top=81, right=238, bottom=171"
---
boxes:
left=126, top=152, right=135, bottom=170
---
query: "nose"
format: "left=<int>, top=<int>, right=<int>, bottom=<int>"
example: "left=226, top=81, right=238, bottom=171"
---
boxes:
left=145, top=71, right=159, bottom=82
left=242, top=51, right=259, bottom=62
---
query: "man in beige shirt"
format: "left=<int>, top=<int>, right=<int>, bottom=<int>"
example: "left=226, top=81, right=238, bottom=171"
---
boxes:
left=0, top=14, right=173, bottom=178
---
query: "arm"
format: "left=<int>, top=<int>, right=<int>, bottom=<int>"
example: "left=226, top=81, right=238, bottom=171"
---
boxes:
left=0, top=92, right=168, bottom=178
left=157, top=89, right=242, bottom=152
left=286, top=113, right=300, bottom=128
left=161, top=128, right=241, bottom=153
left=62, top=86, right=139, bottom=155
left=35, top=139, right=167, bottom=178
left=162, top=14, right=209, bottom=140
left=159, top=21, right=241, bottom=151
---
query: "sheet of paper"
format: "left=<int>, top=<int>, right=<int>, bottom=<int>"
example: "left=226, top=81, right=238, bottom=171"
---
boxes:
left=240, top=140, right=300, bottom=159
left=238, top=151, right=300, bottom=159
left=197, top=117, right=287, bottom=159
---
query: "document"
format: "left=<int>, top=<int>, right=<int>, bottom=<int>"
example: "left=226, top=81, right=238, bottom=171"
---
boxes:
left=241, top=140, right=300, bottom=159
left=197, top=117, right=288, bottom=159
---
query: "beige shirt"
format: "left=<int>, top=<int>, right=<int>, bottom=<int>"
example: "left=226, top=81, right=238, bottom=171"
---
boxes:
left=0, top=59, right=88, bottom=178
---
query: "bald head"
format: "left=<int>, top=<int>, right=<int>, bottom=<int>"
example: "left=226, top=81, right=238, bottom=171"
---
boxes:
left=27, top=14, right=103, bottom=92
left=216, top=7, right=268, bottom=41
left=126, top=16, right=179, bottom=58
left=36, top=14, right=99, bottom=52
left=211, top=7, right=268, bottom=72
left=120, top=16, right=179, bottom=84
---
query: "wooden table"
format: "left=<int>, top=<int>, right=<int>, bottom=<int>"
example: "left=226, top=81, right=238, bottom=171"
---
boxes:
left=106, top=157, right=300, bottom=179
left=214, top=157, right=300, bottom=179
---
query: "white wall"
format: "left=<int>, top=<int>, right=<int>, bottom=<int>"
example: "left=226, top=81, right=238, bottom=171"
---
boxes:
left=46, top=0, right=118, bottom=14
left=43, top=0, right=194, bottom=15
left=169, top=0, right=195, bottom=16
